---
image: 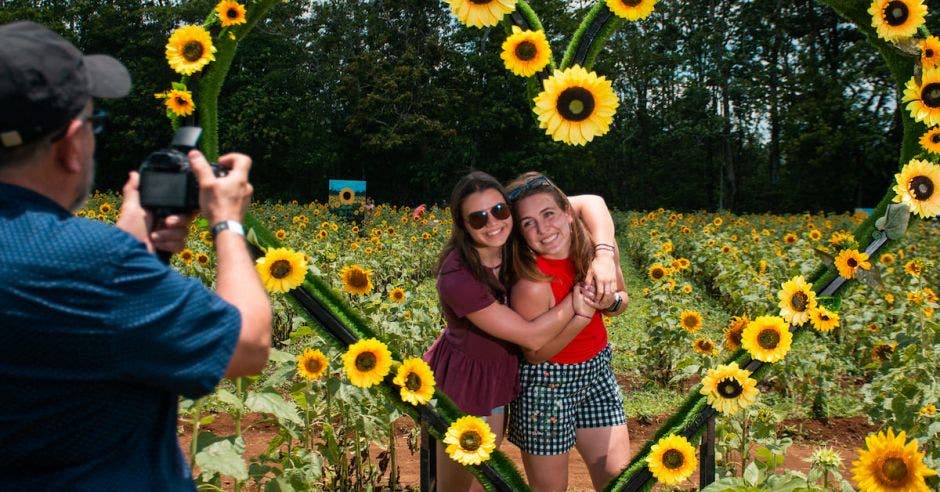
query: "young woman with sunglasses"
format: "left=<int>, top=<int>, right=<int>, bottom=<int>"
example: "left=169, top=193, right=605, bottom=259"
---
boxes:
left=424, top=171, right=620, bottom=491
left=505, top=172, right=630, bottom=492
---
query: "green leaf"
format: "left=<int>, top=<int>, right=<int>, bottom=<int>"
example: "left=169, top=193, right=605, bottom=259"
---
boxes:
left=194, top=437, right=247, bottom=481
left=245, top=390, right=303, bottom=426
left=743, top=460, right=762, bottom=486
left=215, top=389, right=245, bottom=411
left=268, top=347, right=296, bottom=364
left=874, top=203, right=910, bottom=240
left=171, top=81, right=188, bottom=92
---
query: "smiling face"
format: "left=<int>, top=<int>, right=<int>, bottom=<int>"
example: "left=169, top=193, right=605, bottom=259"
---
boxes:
left=461, top=188, right=512, bottom=251
left=515, top=191, right=574, bottom=259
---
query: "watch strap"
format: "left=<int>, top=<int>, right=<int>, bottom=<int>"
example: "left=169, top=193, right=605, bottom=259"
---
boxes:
left=211, top=220, right=245, bottom=239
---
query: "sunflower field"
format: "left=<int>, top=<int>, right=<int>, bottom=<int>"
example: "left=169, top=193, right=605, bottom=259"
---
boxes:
left=76, top=192, right=939, bottom=491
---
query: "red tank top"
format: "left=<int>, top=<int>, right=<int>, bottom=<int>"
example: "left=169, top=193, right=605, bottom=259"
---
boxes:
left=536, top=256, right=608, bottom=364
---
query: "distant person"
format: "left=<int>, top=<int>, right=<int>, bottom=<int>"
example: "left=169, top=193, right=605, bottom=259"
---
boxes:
left=425, top=171, right=620, bottom=491
left=506, top=172, right=630, bottom=491
left=0, top=21, right=272, bottom=489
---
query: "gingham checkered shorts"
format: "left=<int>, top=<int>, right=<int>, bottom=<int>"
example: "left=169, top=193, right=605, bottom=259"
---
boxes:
left=507, top=344, right=626, bottom=455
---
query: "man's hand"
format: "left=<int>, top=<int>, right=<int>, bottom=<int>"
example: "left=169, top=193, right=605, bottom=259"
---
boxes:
left=189, top=150, right=253, bottom=225
left=116, top=171, right=193, bottom=253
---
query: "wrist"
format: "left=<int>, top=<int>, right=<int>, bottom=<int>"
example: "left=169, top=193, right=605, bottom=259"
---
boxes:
left=574, top=311, right=593, bottom=320
left=211, top=220, right=245, bottom=240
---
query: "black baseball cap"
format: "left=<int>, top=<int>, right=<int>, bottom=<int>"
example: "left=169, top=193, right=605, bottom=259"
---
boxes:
left=0, top=21, right=131, bottom=148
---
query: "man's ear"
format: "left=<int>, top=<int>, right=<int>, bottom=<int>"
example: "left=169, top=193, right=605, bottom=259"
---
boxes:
left=52, top=119, right=86, bottom=174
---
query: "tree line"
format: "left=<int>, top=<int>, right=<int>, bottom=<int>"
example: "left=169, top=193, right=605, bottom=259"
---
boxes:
left=2, top=0, right=934, bottom=212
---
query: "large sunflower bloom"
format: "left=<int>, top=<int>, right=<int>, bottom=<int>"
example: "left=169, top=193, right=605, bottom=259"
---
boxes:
left=835, top=249, right=872, bottom=279
left=444, top=416, right=497, bottom=465
left=647, top=263, right=669, bottom=281
left=533, top=65, right=619, bottom=146
left=893, top=159, right=940, bottom=218
left=392, top=358, right=436, bottom=406
left=255, top=247, right=308, bottom=293
left=296, top=348, right=329, bottom=381
left=810, top=306, right=840, bottom=332
left=922, top=36, right=940, bottom=70
left=445, top=0, right=516, bottom=28
left=777, top=276, right=817, bottom=326
left=679, top=310, right=703, bottom=333
left=216, top=1, right=247, bottom=27
left=902, top=69, right=940, bottom=127
left=155, top=88, right=195, bottom=117
left=919, top=127, right=940, bottom=154
left=742, top=315, right=793, bottom=363
left=500, top=26, right=552, bottom=77
left=647, top=434, right=698, bottom=486
left=606, top=0, right=658, bottom=21
left=868, top=0, right=927, bottom=42
left=851, top=428, right=936, bottom=492
left=724, top=314, right=749, bottom=351
left=340, top=264, right=374, bottom=295
left=699, top=362, right=759, bottom=415
left=165, top=25, right=217, bottom=76
left=342, top=338, right=392, bottom=388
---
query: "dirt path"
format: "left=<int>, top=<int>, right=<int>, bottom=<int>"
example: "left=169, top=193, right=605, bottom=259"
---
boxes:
left=179, top=412, right=874, bottom=490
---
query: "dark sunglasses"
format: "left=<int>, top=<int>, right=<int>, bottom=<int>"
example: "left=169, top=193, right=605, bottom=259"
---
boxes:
left=465, top=202, right=511, bottom=230
left=507, top=175, right=552, bottom=202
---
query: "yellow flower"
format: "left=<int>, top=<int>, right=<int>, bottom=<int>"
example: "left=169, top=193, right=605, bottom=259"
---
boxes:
left=338, top=187, right=356, bottom=205
left=165, top=25, right=217, bottom=75
left=297, top=348, right=329, bottom=381
left=98, top=203, right=112, bottom=214
left=692, top=337, right=718, bottom=356
left=445, top=0, right=516, bottom=28
left=178, top=248, right=194, bottom=265
left=388, top=287, right=407, bottom=303
left=783, top=232, right=798, bottom=244
left=500, top=26, right=551, bottom=77
left=606, top=0, right=658, bottom=21
left=444, top=416, right=497, bottom=465
left=892, top=159, right=940, bottom=218
left=648, top=263, right=669, bottom=281
left=275, top=229, right=287, bottom=240
left=341, top=338, right=392, bottom=388
left=216, top=1, right=247, bottom=28
left=920, top=404, right=937, bottom=416
left=809, top=229, right=822, bottom=241
left=647, top=434, right=698, bottom=486
left=809, top=306, right=840, bottom=332
left=851, top=428, right=936, bottom=492
left=681, top=283, right=693, bottom=294
left=700, top=362, right=759, bottom=415
left=196, top=252, right=210, bottom=266
left=868, top=0, right=927, bottom=42
left=921, top=35, right=940, bottom=71
left=742, top=315, right=792, bottom=363
left=679, top=310, right=703, bottom=333
left=340, top=264, right=374, bottom=295
left=834, top=249, right=872, bottom=279
left=904, top=259, right=924, bottom=277
left=724, top=315, right=749, bottom=351
left=777, top=276, right=817, bottom=326
left=880, top=253, right=896, bottom=266
left=392, top=358, right=436, bottom=406
left=255, top=247, right=308, bottom=293
left=919, top=127, right=940, bottom=154
left=155, top=88, right=195, bottom=117
left=903, top=68, right=940, bottom=127
left=533, top=65, right=619, bottom=146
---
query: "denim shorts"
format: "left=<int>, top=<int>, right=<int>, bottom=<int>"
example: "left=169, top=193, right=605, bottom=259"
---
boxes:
left=508, top=344, right=626, bottom=455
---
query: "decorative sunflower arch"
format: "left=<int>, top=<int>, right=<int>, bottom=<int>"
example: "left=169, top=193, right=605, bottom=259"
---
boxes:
left=157, top=0, right=938, bottom=490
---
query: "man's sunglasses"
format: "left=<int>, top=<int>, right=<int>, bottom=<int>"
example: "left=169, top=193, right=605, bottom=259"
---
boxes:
left=465, top=202, right=511, bottom=230
left=507, top=175, right=552, bottom=202
left=49, top=109, right=108, bottom=142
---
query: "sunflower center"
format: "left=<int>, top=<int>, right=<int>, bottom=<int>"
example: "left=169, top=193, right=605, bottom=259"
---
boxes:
left=662, top=449, right=685, bottom=469
left=698, top=340, right=713, bottom=352
left=932, top=133, right=940, bottom=144
left=305, top=358, right=323, bottom=374
left=182, top=40, right=205, bottom=62
left=270, top=259, right=293, bottom=279
left=175, top=96, right=188, bottom=105
left=468, top=0, right=492, bottom=4
left=226, top=8, right=239, bottom=19
left=757, top=328, right=781, bottom=349
left=557, top=87, right=596, bottom=122
left=355, top=351, right=377, bottom=371
left=405, top=372, right=423, bottom=391
left=683, top=316, right=697, bottom=329
left=879, top=457, right=909, bottom=485
left=791, top=292, right=809, bottom=311
left=342, top=191, right=353, bottom=200
left=652, top=268, right=664, bottom=279
left=927, top=48, right=936, bottom=58
left=459, top=430, right=482, bottom=451
left=883, top=1, right=909, bottom=26
left=515, top=41, right=538, bottom=61
left=717, top=378, right=744, bottom=398
left=921, top=83, right=940, bottom=108
left=620, top=0, right=643, bottom=6
left=909, top=175, right=934, bottom=200
left=348, top=269, right=369, bottom=288
left=847, top=257, right=858, bottom=268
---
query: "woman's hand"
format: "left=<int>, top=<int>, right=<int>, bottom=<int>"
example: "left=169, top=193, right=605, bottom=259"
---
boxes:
left=586, top=250, right=618, bottom=308
left=573, top=282, right=596, bottom=320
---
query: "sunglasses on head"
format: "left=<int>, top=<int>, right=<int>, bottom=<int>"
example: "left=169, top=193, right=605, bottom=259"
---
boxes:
left=507, top=175, right=553, bottom=202
left=465, top=202, right=511, bottom=230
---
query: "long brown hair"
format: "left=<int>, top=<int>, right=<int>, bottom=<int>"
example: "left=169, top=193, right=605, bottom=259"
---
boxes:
left=438, top=171, right=510, bottom=300
left=505, top=172, right=594, bottom=285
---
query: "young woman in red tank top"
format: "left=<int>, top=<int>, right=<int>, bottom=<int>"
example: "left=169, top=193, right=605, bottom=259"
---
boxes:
left=506, top=172, right=631, bottom=491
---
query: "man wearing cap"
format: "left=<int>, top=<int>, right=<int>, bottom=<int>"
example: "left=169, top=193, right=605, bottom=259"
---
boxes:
left=0, top=21, right=272, bottom=489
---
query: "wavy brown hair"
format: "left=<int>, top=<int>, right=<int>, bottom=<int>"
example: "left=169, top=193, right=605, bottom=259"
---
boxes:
left=437, top=171, right=510, bottom=300
left=505, top=172, right=593, bottom=286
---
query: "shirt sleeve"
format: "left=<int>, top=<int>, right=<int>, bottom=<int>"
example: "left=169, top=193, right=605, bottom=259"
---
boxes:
left=106, top=234, right=240, bottom=399
left=437, top=260, right=496, bottom=318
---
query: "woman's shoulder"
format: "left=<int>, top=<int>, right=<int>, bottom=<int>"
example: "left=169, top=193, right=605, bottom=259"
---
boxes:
left=511, top=276, right=552, bottom=300
left=438, top=248, right=468, bottom=275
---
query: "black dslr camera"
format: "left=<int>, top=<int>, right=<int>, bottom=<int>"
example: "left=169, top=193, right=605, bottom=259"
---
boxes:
left=138, top=126, right=225, bottom=215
